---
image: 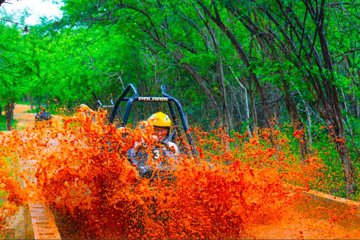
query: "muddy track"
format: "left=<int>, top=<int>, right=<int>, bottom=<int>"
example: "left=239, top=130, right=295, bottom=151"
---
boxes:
left=13, top=104, right=35, bottom=129
left=2, top=104, right=61, bottom=239
left=11, top=104, right=60, bottom=130
left=1, top=104, right=35, bottom=133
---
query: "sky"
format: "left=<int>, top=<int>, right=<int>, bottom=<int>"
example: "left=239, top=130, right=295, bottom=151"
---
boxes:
left=1, top=0, right=63, bottom=26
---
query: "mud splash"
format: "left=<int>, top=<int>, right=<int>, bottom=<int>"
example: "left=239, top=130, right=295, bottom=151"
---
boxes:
left=1, top=108, right=359, bottom=239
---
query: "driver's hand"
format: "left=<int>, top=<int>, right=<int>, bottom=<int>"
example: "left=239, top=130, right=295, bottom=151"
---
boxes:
left=166, top=142, right=180, bottom=154
left=134, top=139, right=146, bottom=150
left=151, top=135, right=159, bottom=142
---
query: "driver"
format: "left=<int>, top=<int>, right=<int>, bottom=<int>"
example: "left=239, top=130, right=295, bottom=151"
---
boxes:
left=148, top=111, right=171, bottom=141
left=128, top=111, right=179, bottom=179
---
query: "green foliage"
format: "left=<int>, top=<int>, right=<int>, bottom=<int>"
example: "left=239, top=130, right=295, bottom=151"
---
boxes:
left=346, top=116, right=360, bottom=161
left=0, top=24, right=31, bottom=106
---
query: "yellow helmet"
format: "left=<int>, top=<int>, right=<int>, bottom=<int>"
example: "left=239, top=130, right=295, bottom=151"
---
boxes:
left=147, top=112, right=172, bottom=127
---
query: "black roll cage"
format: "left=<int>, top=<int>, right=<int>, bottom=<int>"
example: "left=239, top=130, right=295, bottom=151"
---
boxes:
left=100, top=84, right=197, bottom=156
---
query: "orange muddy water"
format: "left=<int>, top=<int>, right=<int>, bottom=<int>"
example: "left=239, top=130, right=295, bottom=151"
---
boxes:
left=2, top=104, right=359, bottom=239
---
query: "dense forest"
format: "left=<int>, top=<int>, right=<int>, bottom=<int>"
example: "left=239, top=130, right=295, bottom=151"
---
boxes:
left=0, top=0, right=359, bottom=196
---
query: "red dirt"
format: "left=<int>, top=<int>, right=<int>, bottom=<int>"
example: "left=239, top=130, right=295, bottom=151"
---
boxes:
left=245, top=209, right=360, bottom=239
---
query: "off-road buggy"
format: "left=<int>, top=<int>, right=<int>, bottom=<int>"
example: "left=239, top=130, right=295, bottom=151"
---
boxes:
left=98, top=84, right=197, bottom=179
left=35, top=106, right=52, bottom=121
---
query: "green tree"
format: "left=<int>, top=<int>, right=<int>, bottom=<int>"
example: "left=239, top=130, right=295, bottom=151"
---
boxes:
left=0, top=24, right=32, bottom=130
left=218, top=0, right=359, bottom=195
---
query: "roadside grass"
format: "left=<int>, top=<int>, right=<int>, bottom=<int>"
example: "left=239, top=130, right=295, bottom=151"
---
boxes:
left=25, top=109, right=38, bottom=114
left=0, top=115, right=17, bottom=131
left=0, top=190, right=6, bottom=208
left=0, top=153, right=23, bottom=232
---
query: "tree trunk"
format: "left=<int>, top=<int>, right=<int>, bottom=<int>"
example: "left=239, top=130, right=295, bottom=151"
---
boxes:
left=337, top=140, right=356, bottom=195
left=328, top=118, right=357, bottom=195
left=314, top=0, right=356, bottom=195
left=5, top=101, right=15, bottom=131
left=283, top=90, right=308, bottom=161
left=317, top=83, right=356, bottom=195
left=229, top=66, right=252, bottom=136
left=29, top=95, right=34, bottom=111
left=207, top=21, right=231, bottom=139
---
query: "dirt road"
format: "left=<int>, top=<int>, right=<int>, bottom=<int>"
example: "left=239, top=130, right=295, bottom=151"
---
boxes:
left=13, top=104, right=35, bottom=129
left=11, top=104, right=59, bottom=130
left=1, top=104, right=62, bottom=239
